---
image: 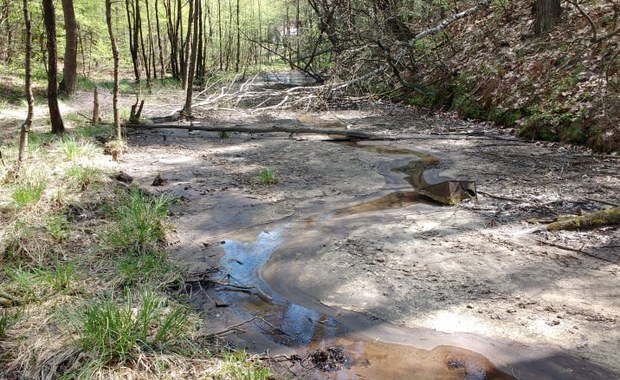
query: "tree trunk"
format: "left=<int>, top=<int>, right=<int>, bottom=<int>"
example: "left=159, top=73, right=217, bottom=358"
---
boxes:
left=534, top=0, right=562, bottom=35
left=18, top=0, right=34, bottom=166
left=126, top=0, right=141, bottom=82
left=182, top=0, right=199, bottom=117
left=155, top=0, right=166, bottom=78
left=59, top=0, right=78, bottom=96
left=235, top=0, right=240, bottom=72
left=42, top=0, right=65, bottom=134
left=181, top=0, right=194, bottom=88
left=106, top=0, right=121, bottom=140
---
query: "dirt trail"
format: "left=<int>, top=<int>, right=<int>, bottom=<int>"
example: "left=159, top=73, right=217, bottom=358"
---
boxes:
left=120, top=102, right=619, bottom=379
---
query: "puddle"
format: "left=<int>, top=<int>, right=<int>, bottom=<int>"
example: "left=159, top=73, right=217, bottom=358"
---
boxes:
left=336, top=191, right=423, bottom=215
left=219, top=228, right=343, bottom=346
left=216, top=228, right=516, bottom=379
left=302, top=340, right=515, bottom=380
left=334, top=141, right=476, bottom=213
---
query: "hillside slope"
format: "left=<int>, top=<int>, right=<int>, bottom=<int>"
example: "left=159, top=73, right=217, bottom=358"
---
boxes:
left=406, top=0, right=620, bottom=152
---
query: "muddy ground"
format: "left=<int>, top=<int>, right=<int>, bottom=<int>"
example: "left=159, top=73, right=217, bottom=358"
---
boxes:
left=111, top=97, right=620, bottom=379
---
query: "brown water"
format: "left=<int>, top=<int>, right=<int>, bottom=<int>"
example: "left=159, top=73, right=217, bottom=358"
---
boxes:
left=216, top=227, right=515, bottom=379
left=206, top=141, right=617, bottom=379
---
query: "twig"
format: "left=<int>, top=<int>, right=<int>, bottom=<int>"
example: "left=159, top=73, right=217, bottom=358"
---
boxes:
left=585, top=197, right=619, bottom=207
left=477, top=190, right=528, bottom=203
left=207, top=317, right=259, bottom=337
left=535, top=239, right=617, bottom=263
left=0, top=290, right=23, bottom=306
left=565, top=0, right=597, bottom=41
left=211, top=281, right=273, bottom=302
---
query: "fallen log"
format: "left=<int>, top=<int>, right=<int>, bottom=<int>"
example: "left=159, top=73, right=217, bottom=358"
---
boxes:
left=123, top=122, right=375, bottom=139
left=546, top=207, right=620, bottom=231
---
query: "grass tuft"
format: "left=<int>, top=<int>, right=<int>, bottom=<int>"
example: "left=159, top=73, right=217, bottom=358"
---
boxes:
left=107, top=190, right=173, bottom=255
left=220, top=350, right=273, bottom=380
left=12, top=178, right=46, bottom=207
left=65, top=165, right=102, bottom=191
left=257, top=167, right=278, bottom=185
left=78, top=292, right=190, bottom=364
left=60, top=135, right=99, bottom=161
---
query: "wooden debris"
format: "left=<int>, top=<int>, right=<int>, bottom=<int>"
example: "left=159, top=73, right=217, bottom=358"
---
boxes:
left=124, top=122, right=374, bottom=139
left=546, top=207, right=620, bottom=231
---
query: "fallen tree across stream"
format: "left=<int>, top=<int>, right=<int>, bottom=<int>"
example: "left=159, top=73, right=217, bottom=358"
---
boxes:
left=123, top=122, right=375, bottom=139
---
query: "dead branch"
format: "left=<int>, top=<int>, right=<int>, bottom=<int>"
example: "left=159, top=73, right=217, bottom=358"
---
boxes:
left=546, top=207, right=620, bottom=231
left=535, top=239, right=617, bottom=263
left=0, top=290, right=23, bottom=306
left=477, top=190, right=528, bottom=203
left=206, top=316, right=287, bottom=338
left=124, top=122, right=374, bottom=139
left=585, top=197, right=619, bottom=207
left=330, top=0, right=492, bottom=91
left=210, top=280, right=273, bottom=302
left=565, top=0, right=598, bottom=41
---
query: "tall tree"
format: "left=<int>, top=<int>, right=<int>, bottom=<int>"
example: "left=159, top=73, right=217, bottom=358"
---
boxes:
left=42, top=0, right=65, bottom=134
left=126, top=0, right=141, bottom=82
left=18, top=0, right=34, bottom=166
left=182, top=0, right=199, bottom=117
left=59, top=0, right=78, bottom=95
left=106, top=0, right=121, bottom=140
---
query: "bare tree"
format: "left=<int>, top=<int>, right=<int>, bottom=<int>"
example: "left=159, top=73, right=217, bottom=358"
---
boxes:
left=182, top=0, right=199, bottom=117
left=18, top=0, right=34, bottom=167
left=42, top=0, right=65, bottom=134
left=59, top=0, right=78, bottom=95
left=106, top=0, right=121, bottom=140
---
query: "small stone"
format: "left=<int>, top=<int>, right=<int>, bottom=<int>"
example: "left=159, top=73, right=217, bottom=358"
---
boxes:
left=151, top=173, right=168, bottom=186
left=466, top=304, right=473, bottom=309
left=115, top=171, right=133, bottom=184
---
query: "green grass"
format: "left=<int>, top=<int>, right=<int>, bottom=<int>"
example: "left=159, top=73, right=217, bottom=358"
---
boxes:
left=220, top=351, right=273, bottom=380
left=73, top=123, right=114, bottom=140
left=12, top=178, right=46, bottom=207
left=257, top=167, right=278, bottom=185
left=78, top=292, right=190, bottom=364
left=0, top=310, right=18, bottom=338
left=47, top=260, right=75, bottom=292
left=46, top=213, right=70, bottom=241
left=218, top=130, right=230, bottom=139
left=107, top=190, right=173, bottom=255
left=117, top=251, right=177, bottom=288
left=60, top=135, right=99, bottom=161
left=65, top=165, right=102, bottom=191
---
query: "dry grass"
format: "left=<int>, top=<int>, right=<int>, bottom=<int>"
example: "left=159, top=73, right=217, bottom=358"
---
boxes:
left=0, top=98, right=275, bottom=379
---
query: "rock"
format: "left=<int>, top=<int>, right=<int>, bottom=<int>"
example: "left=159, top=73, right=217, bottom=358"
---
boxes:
left=152, top=173, right=168, bottom=186
left=115, top=171, right=133, bottom=184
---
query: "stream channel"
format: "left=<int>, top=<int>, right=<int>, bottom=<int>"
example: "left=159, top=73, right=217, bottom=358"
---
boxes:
left=193, top=140, right=616, bottom=380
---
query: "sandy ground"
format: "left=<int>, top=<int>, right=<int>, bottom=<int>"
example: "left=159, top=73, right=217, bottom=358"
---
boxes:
left=110, top=99, right=620, bottom=378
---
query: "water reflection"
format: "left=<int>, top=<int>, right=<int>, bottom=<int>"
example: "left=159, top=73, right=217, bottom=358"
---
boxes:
left=219, top=227, right=340, bottom=346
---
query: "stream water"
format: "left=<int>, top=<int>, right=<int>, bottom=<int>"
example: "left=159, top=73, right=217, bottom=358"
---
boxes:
left=205, top=140, right=616, bottom=379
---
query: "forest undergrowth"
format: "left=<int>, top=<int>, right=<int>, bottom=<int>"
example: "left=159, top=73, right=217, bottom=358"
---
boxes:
left=0, top=97, right=273, bottom=379
left=401, top=0, right=620, bottom=152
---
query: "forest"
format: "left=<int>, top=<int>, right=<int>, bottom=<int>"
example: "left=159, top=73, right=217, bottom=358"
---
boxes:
left=0, top=0, right=619, bottom=379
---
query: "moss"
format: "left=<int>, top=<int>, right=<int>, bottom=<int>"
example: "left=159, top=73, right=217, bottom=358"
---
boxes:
left=547, top=207, right=620, bottom=231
